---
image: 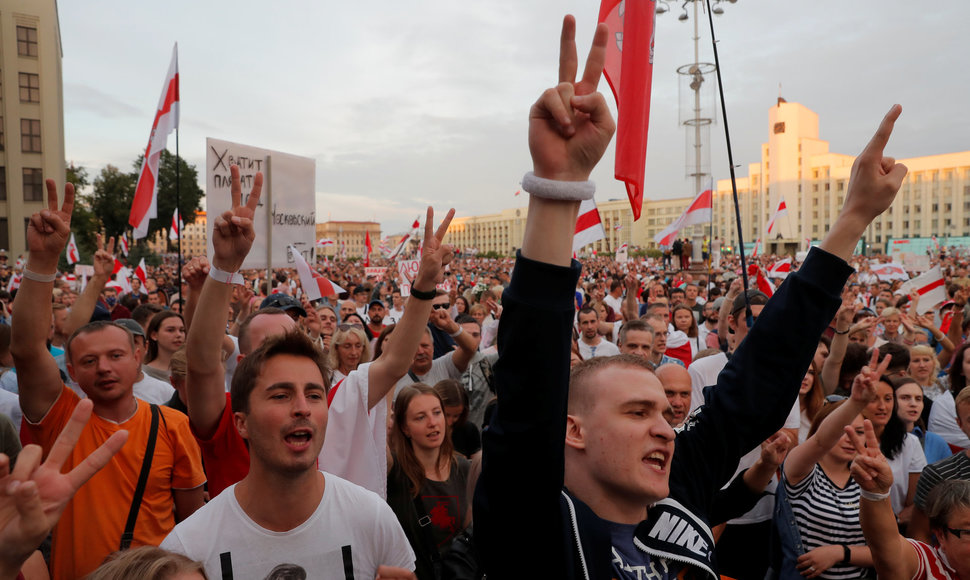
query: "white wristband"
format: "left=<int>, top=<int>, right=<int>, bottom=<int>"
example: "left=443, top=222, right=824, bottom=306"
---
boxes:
left=208, top=265, right=244, bottom=285
left=859, top=489, right=890, bottom=502
left=22, top=268, right=57, bottom=283
left=449, top=326, right=464, bottom=338
left=521, top=171, right=595, bottom=201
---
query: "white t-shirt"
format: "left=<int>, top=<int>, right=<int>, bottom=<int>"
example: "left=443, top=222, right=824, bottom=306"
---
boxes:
left=319, top=362, right=389, bottom=498
left=928, top=391, right=970, bottom=449
left=888, top=433, right=928, bottom=515
left=133, top=372, right=176, bottom=405
left=387, top=307, right=405, bottom=325
left=392, top=352, right=463, bottom=397
left=577, top=338, right=620, bottom=359
left=161, top=473, right=414, bottom=579
left=603, top=294, right=624, bottom=315
left=0, top=388, right=21, bottom=432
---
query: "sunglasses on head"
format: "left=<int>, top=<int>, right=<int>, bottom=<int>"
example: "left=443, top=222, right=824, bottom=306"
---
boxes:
left=338, top=323, right=363, bottom=331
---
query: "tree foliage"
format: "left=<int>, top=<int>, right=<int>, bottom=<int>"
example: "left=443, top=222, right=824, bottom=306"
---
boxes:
left=91, top=164, right=135, bottom=242
left=131, top=150, right=204, bottom=246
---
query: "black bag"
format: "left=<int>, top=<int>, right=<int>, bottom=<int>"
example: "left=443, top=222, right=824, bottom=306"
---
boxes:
left=441, top=527, right=484, bottom=580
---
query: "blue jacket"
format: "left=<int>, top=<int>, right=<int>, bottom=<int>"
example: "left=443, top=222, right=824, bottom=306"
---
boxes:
left=474, top=248, right=852, bottom=579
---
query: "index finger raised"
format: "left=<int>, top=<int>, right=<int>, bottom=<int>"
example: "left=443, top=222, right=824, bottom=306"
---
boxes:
left=230, top=165, right=242, bottom=208
left=861, top=104, right=901, bottom=159
left=45, top=398, right=95, bottom=470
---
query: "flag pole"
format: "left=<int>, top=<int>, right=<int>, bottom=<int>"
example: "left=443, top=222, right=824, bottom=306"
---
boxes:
left=176, top=127, right=183, bottom=297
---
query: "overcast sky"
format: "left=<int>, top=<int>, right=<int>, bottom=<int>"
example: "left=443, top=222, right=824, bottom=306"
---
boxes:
left=59, top=1, right=970, bottom=235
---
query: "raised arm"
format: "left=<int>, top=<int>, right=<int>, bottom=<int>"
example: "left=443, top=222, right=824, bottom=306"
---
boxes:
left=62, top=234, right=115, bottom=338
left=430, top=306, right=476, bottom=373
left=0, top=399, right=127, bottom=580
left=621, top=273, right=639, bottom=322
left=819, top=106, right=907, bottom=262
left=785, top=350, right=888, bottom=484
left=11, top=181, right=76, bottom=422
left=366, top=208, right=454, bottom=409
left=849, top=420, right=918, bottom=580
left=180, top=256, right=210, bottom=333
left=821, top=302, right=856, bottom=395
left=185, top=166, right=261, bottom=438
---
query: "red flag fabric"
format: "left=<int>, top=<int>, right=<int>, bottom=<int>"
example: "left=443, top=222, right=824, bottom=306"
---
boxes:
left=748, top=263, right=774, bottom=297
left=765, top=198, right=789, bottom=236
left=599, top=0, right=656, bottom=220
left=134, top=258, right=149, bottom=294
left=364, top=231, right=372, bottom=267
left=119, top=234, right=129, bottom=257
left=289, top=245, right=347, bottom=300
left=653, top=181, right=713, bottom=246
left=112, top=258, right=124, bottom=275
left=767, top=258, right=792, bottom=279
left=66, top=233, right=80, bottom=265
left=573, top=198, right=607, bottom=252
left=130, top=44, right=179, bottom=239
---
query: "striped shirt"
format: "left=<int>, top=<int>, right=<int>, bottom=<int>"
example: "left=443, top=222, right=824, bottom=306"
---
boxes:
left=784, top=465, right=867, bottom=580
left=907, top=539, right=958, bottom=579
left=915, top=451, right=970, bottom=511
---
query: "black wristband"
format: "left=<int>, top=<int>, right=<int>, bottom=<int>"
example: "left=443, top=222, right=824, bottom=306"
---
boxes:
left=840, top=544, right=851, bottom=564
left=410, top=286, right=436, bottom=300
left=834, top=328, right=850, bottom=335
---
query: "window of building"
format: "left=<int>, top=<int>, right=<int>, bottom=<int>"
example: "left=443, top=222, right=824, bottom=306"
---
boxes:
left=17, top=26, right=38, bottom=57
left=0, top=218, right=7, bottom=251
left=903, top=221, right=909, bottom=229
left=20, top=119, right=41, bottom=153
left=932, top=203, right=939, bottom=212
left=18, top=73, right=39, bottom=103
left=813, top=184, right=818, bottom=193
left=824, top=183, right=830, bottom=191
left=22, top=168, right=43, bottom=201
left=0, top=167, right=5, bottom=200
left=0, top=116, right=4, bottom=151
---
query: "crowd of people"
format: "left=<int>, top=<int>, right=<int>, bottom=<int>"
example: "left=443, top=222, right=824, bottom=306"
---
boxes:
left=1, top=14, right=969, bottom=580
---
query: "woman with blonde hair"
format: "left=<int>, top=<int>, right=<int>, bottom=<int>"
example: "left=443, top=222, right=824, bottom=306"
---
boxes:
left=907, top=344, right=946, bottom=401
left=88, top=546, right=206, bottom=580
left=326, top=324, right=371, bottom=384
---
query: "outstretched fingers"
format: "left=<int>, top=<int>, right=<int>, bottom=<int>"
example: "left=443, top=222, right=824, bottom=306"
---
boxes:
left=433, top=208, right=456, bottom=242
left=578, top=22, right=609, bottom=94
left=558, top=15, right=578, bottom=84
left=66, top=430, right=128, bottom=491
left=230, top=165, right=242, bottom=209
left=245, top=172, right=264, bottom=213
left=45, top=399, right=94, bottom=471
left=861, top=105, right=901, bottom=160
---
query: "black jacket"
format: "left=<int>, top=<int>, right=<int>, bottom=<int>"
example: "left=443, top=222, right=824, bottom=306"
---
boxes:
left=475, top=248, right=852, bottom=579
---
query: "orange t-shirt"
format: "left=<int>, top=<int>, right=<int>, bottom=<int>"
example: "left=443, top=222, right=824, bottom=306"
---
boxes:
left=25, top=387, right=206, bottom=580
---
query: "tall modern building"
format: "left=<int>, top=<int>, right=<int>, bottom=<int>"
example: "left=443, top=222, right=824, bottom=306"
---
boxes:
left=447, top=100, right=970, bottom=257
left=713, top=99, right=970, bottom=255
left=0, top=0, right=65, bottom=259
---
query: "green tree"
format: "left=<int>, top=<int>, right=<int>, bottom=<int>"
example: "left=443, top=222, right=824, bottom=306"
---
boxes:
left=58, top=163, right=101, bottom=270
left=131, top=150, right=204, bottom=248
left=91, top=164, right=135, bottom=242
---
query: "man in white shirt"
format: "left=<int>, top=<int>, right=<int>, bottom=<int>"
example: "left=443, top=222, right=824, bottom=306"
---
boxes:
left=577, top=306, right=619, bottom=359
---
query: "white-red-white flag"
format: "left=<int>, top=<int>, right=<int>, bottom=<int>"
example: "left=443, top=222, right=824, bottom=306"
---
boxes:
left=169, top=209, right=183, bottom=240
left=899, top=266, right=945, bottom=314
left=653, top=179, right=713, bottom=246
left=573, top=199, right=607, bottom=252
left=767, top=257, right=793, bottom=279
left=615, top=243, right=629, bottom=263
left=66, top=233, right=80, bottom=265
left=119, top=233, right=129, bottom=256
left=870, top=262, right=909, bottom=282
left=316, top=238, right=335, bottom=248
left=115, top=268, right=133, bottom=295
left=765, top=198, right=789, bottom=236
left=134, top=258, right=149, bottom=293
left=388, top=217, right=421, bottom=260
left=6, top=272, right=22, bottom=293
left=289, top=245, right=346, bottom=301
left=130, top=44, right=179, bottom=239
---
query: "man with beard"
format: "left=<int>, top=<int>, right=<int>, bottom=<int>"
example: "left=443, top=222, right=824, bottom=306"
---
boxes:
left=366, top=300, right=386, bottom=339
left=697, top=299, right=719, bottom=348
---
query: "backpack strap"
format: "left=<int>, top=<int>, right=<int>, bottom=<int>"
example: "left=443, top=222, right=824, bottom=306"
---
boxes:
left=120, top=403, right=160, bottom=550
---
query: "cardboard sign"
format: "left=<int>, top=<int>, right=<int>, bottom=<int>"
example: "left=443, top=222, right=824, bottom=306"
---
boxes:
left=206, top=138, right=316, bottom=269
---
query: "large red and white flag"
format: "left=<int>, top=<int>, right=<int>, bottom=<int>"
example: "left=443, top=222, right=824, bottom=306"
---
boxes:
left=767, top=257, right=793, bottom=279
left=899, top=266, right=946, bottom=314
left=289, top=245, right=346, bottom=300
left=870, top=262, right=909, bottom=282
left=364, top=231, right=373, bottom=267
left=388, top=217, right=421, bottom=260
left=748, top=263, right=775, bottom=297
left=134, top=258, right=149, bottom=294
left=129, top=44, right=179, bottom=239
left=653, top=180, right=713, bottom=246
left=169, top=208, right=182, bottom=240
left=119, top=233, right=129, bottom=256
left=765, top=198, right=789, bottom=236
left=316, top=238, right=335, bottom=248
left=573, top=198, right=607, bottom=252
left=599, top=0, right=656, bottom=220
left=66, top=233, right=80, bottom=265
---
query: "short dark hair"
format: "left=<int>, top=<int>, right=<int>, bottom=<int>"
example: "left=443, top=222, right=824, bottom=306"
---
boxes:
left=876, top=342, right=910, bottom=373
left=731, top=289, right=769, bottom=316
left=131, top=304, right=165, bottom=328
left=231, top=330, right=330, bottom=415
left=618, top=319, right=653, bottom=346
left=455, top=314, right=479, bottom=328
left=238, top=307, right=288, bottom=355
